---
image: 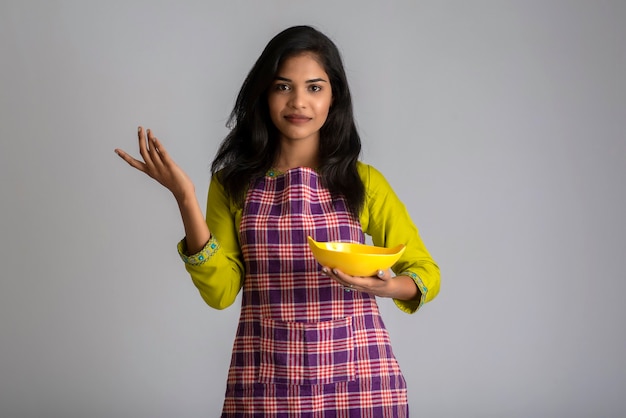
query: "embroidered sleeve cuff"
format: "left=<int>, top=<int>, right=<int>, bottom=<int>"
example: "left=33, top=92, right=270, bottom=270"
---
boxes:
left=393, top=270, right=429, bottom=314
left=177, top=236, right=220, bottom=266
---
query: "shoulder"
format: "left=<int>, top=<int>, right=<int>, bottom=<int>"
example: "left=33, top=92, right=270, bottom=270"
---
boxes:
left=356, top=161, right=391, bottom=192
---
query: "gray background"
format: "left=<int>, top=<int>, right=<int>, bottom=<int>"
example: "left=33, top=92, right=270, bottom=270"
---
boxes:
left=1, top=1, right=625, bottom=417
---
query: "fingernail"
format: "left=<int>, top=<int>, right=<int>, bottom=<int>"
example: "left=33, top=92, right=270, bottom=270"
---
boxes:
left=332, top=269, right=338, bottom=275
left=378, top=270, right=384, bottom=277
left=321, top=267, right=328, bottom=275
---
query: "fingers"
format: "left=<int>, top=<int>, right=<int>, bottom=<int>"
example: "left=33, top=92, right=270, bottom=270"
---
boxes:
left=149, top=134, right=172, bottom=166
left=137, top=126, right=149, bottom=160
left=321, top=267, right=392, bottom=294
left=146, top=128, right=161, bottom=161
left=137, top=126, right=158, bottom=172
left=114, top=148, right=147, bottom=173
left=135, top=126, right=172, bottom=170
left=147, top=128, right=174, bottom=174
left=322, top=267, right=350, bottom=291
left=115, top=126, right=164, bottom=174
left=321, top=267, right=358, bottom=290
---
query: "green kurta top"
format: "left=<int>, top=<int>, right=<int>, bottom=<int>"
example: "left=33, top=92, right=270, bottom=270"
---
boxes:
left=178, top=162, right=440, bottom=313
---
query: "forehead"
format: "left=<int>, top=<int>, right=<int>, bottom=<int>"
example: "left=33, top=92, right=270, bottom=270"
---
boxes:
left=276, top=52, right=328, bottom=77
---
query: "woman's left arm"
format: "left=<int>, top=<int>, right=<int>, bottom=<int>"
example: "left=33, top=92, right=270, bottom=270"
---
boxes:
left=327, top=163, right=440, bottom=313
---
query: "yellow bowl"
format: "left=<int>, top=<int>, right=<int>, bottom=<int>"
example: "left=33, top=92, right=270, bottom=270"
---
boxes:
left=307, top=236, right=406, bottom=277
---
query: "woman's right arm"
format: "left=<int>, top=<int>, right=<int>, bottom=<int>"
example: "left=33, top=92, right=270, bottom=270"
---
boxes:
left=114, top=126, right=210, bottom=253
left=115, top=126, right=244, bottom=309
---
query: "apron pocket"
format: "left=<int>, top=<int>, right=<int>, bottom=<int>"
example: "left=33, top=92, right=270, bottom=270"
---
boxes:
left=258, top=316, right=356, bottom=385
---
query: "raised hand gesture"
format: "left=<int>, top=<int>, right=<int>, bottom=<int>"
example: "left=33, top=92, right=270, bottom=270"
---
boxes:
left=115, top=126, right=194, bottom=201
left=115, top=126, right=210, bottom=254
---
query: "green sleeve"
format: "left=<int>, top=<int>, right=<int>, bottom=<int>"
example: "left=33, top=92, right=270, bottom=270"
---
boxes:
left=177, top=174, right=244, bottom=310
left=357, top=162, right=440, bottom=314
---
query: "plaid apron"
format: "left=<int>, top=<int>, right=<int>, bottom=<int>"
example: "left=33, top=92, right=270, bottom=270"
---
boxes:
left=222, top=167, right=408, bottom=417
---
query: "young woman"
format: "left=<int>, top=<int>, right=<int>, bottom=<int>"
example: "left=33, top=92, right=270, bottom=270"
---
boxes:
left=116, top=25, right=439, bottom=417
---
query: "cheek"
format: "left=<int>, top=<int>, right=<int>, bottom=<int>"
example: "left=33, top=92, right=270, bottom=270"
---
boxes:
left=320, top=98, right=332, bottom=119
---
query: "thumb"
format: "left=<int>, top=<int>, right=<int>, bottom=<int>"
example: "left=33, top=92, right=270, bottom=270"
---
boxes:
left=377, top=269, right=392, bottom=280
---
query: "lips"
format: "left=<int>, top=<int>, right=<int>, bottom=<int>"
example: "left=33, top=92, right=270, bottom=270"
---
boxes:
left=284, top=114, right=312, bottom=124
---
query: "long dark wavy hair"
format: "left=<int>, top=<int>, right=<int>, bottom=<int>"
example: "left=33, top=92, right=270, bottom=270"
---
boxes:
left=211, top=25, right=365, bottom=216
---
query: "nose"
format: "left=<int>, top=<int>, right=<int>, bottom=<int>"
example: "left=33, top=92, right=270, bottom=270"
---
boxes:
left=287, top=89, right=306, bottom=109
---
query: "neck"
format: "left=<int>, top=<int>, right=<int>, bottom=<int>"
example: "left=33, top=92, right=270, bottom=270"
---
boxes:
left=274, top=137, right=319, bottom=171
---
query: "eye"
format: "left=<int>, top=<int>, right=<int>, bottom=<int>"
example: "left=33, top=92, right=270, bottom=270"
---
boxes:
left=274, top=83, right=290, bottom=92
left=309, top=85, right=322, bottom=92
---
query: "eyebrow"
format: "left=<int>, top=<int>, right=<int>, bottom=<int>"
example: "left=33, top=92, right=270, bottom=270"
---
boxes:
left=275, top=76, right=328, bottom=83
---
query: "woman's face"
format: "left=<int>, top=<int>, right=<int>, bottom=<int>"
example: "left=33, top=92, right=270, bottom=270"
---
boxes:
left=267, top=53, right=333, bottom=144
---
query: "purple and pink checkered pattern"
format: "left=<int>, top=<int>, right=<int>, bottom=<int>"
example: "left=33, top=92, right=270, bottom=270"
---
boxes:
left=221, top=168, right=408, bottom=416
